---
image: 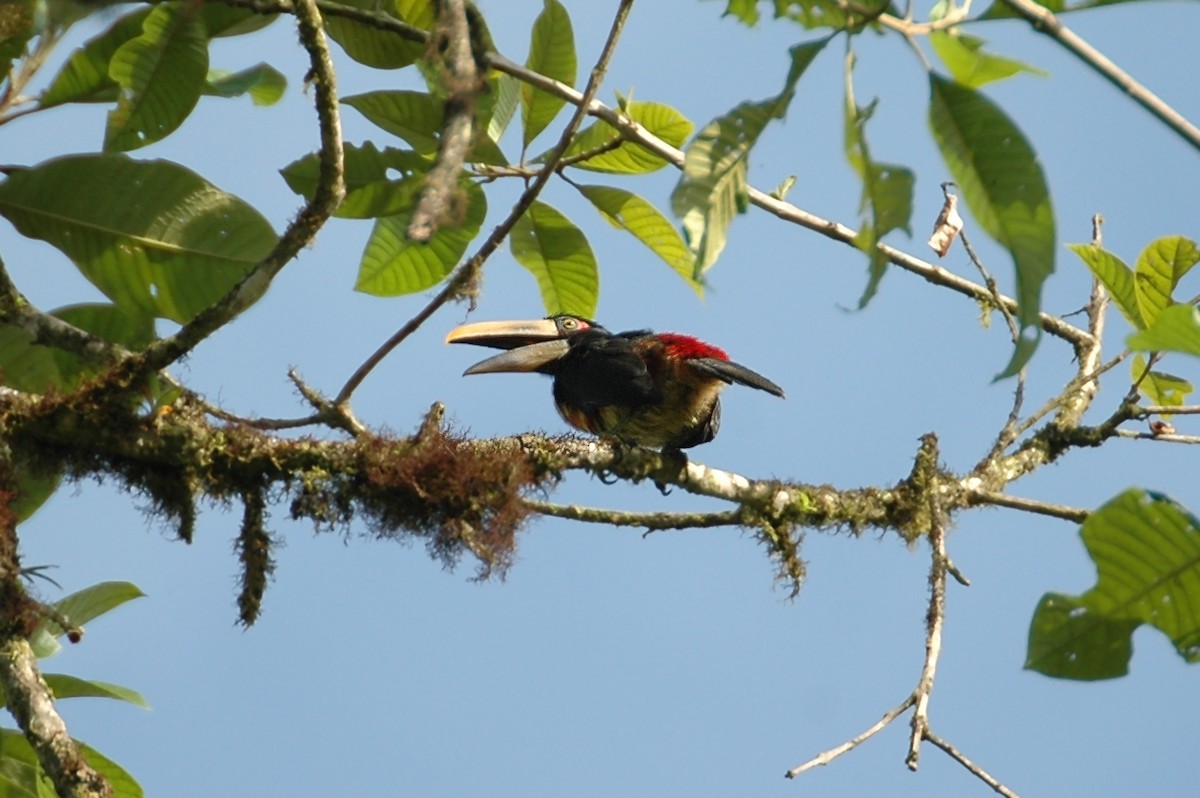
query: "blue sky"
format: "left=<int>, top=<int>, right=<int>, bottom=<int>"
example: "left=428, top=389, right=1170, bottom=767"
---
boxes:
left=7, top=1, right=1199, bottom=795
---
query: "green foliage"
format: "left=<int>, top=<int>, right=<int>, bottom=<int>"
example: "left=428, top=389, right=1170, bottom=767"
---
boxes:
left=0, top=154, right=278, bottom=323
left=521, top=0, right=576, bottom=147
left=576, top=184, right=702, bottom=296
left=1129, top=305, right=1200, bottom=358
left=510, top=201, right=598, bottom=318
left=1132, top=354, right=1192, bottom=415
left=104, top=2, right=209, bottom=152
left=929, top=31, right=1047, bottom=88
left=281, top=143, right=429, bottom=219
left=672, top=39, right=826, bottom=275
left=202, top=64, right=287, bottom=105
left=844, top=54, right=914, bottom=307
left=40, top=9, right=152, bottom=107
left=928, top=74, right=1054, bottom=377
left=1026, top=489, right=1200, bottom=680
left=323, top=0, right=425, bottom=68
left=355, top=181, right=487, bottom=295
left=558, top=100, right=693, bottom=174
left=0, top=583, right=147, bottom=797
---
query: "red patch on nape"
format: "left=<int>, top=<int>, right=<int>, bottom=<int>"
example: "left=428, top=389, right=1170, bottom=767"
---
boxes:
left=656, top=333, right=729, bottom=361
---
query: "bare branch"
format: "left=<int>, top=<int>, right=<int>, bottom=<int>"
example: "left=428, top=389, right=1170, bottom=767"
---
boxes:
left=1000, top=0, right=1200, bottom=153
left=925, top=729, right=1021, bottom=798
left=785, top=694, right=916, bottom=778
left=524, top=499, right=743, bottom=530
left=963, top=488, right=1090, bottom=523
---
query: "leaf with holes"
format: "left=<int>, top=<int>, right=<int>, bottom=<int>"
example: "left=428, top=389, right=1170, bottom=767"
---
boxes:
left=521, top=0, right=576, bottom=147
left=1026, top=488, right=1200, bottom=680
left=105, top=2, right=208, bottom=152
left=356, top=181, right=486, bottom=295
left=0, top=154, right=278, bottom=323
left=929, top=74, right=1054, bottom=377
left=510, top=201, right=598, bottom=318
left=282, top=143, right=429, bottom=219
left=577, top=184, right=701, bottom=296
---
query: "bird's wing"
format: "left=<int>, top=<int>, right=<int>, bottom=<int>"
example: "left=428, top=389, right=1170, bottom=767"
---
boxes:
left=688, top=358, right=785, bottom=397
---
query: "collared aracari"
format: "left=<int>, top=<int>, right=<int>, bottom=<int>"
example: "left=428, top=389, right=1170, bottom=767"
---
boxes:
left=445, top=315, right=784, bottom=450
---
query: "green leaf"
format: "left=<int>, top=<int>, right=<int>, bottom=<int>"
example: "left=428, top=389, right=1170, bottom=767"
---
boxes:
left=772, top=0, right=852, bottom=30
left=722, top=0, right=760, bottom=25
left=844, top=60, right=914, bottom=308
left=344, top=90, right=443, bottom=154
left=324, top=0, right=424, bottom=69
left=0, top=154, right=278, bottom=323
left=559, top=101, right=693, bottom=174
left=30, top=581, right=146, bottom=659
left=42, top=674, right=149, bottom=708
left=1066, top=243, right=1143, bottom=329
left=202, top=63, right=287, bottom=106
left=929, top=30, right=1047, bottom=88
left=281, top=143, right=428, bottom=219
left=0, top=729, right=41, bottom=797
left=928, top=74, right=1054, bottom=377
left=672, top=39, right=826, bottom=275
left=1132, top=354, right=1192, bottom=415
left=1134, top=236, right=1200, bottom=329
left=510, top=201, right=598, bottom=318
left=40, top=8, right=151, bottom=107
left=9, top=464, right=59, bottom=524
left=355, top=180, right=486, bottom=295
left=577, top=184, right=702, bottom=297
left=76, top=741, right=142, bottom=798
left=198, top=4, right=277, bottom=38
left=1128, top=304, right=1200, bottom=357
left=105, top=2, right=209, bottom=152
left=521, top=0, right=576, bottom=147
left=1026, top=488, right=1200, bottom=680
left=487, top=73, right=521, bottom=145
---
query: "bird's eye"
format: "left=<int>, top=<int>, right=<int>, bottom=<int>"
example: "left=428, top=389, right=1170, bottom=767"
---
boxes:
left=561, top=317, right=578, bottom=331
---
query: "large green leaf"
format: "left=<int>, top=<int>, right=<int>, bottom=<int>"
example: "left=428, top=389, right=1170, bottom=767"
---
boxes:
left=40, top=8, right=151, bottom=107
left=521, top=0, right=576, bottom=147
left=672, top=39, right=826, bottom=275
left=198, top=4, right=277, bottom=38
left=344, top=90, right=443, bottom=154
left=0, top=154, right=278, bottom=323
left=355, top=180, right=486, bottom=295
left=1026, top=489, right=1200, bottom=680
left=75, top=741, right=142, bottom=798
left=281, top=143, right=428, bottom=219
left=1134, top=235, right=1200, bottom=329
left=487, top=73, right=521, bottom=145
left=577, top=184, right=701, bottom=297
left=105, top=2, right=209, bottom=152
left=41, top=674, right=149, bottom=708
left=0, top=729, right=41, bottom=797
left=30, top=581, right=146, bottom=659
left=559, top=101, right=693, bottom=174
left=1128, top=304, right=1200, bottom=357
left=1066, top=243, right=1143, bottom=329
left=324, top=0, right=424, bottom=69
left=510, top=201, right=598, bottom=318
left=202, top=64, right=286, bottom=106
left=928, top=74, right=1054, bottom=377
left=929, top=30, right=1047, bottom=88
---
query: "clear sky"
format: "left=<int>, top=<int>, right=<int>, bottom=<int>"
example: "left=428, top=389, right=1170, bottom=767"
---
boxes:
left=7, top=1, right=1199, bottom=795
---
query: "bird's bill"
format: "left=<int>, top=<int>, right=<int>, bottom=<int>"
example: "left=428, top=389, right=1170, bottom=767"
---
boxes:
left=461, top=339, right=570, bottom=375
left=444, top=318, right=565, bottom=351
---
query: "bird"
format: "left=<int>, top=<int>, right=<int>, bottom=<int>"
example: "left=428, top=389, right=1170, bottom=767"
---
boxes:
left=445, top=314, right=784, bottom=449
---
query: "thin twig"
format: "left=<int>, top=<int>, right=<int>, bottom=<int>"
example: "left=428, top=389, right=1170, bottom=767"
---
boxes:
left=962, top=488, right=1090, bottom=523
left=333, top=0, right=637, bottom=404
left=523, top=499, right=743, bottom=529
left=907, top=478, right=948, bottom=769
left=1136, top=405, right=1200, bottom=416
left=1000, top=0, right=1200, bottom=153
left=925, top=729, right=1021, bottom=798
left=785, top=694, right=916, bottom=778
left=1115, top=429, right=1200, bottom=445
